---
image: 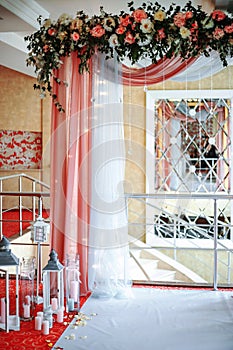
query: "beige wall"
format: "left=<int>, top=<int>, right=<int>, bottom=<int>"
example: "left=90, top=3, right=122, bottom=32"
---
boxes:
left=0, top=65, right=51, bottom=208
left=0, top=65, right=41, bottom=131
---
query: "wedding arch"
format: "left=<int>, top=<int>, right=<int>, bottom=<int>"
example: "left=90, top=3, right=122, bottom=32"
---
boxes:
left=26, top=1, right=233, bottom=296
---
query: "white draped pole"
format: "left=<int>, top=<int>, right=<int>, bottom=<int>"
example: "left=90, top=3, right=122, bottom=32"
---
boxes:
left=88, top=53, right=131, bottom=298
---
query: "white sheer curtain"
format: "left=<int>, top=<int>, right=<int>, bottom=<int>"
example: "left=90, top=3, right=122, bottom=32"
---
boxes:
left=121, top=51, right=233, bottom=82
left=88, top=53, right=131, bottom=298
left=171, top=51, right=233, bottom=82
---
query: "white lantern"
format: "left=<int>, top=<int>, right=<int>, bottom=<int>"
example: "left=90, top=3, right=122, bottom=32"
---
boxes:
left=0, top=236, right=20, bottom=332
left=31, top=217, right=49, bottom=243
left=66, top=254, right=80, bottom=312
left=31, top=216, right=49, bottom=304
left=19, top=256, right=35, bottom=321
left=42, top=249, right=64, bottom=319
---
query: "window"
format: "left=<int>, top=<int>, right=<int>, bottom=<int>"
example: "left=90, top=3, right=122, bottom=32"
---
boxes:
left=146, top=90, right=232, bottom=194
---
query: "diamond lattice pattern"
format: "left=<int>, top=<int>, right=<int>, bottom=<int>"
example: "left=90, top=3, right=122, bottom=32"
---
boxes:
left=155, top=98, right=231, bottom=193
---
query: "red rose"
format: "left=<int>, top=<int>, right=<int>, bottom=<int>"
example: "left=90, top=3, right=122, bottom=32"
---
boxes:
left=119, top=15, right=131, bottom=27
left=116, top=25, right=126, bottom=35
left=213, top=27, right=225, bottom=39
left=124, top=31, right=135, bottom=44
left=43, top=45, right=50, bottom=52
left=212, top=10, right=226, bottom=21
left=48, top=28, right=56, bottom=36
left=174, top=13, right=186, bottom=28
left=225, top=24, right=233, bottom=34
left=90, top=25, right=105, bottom=38
left=185, top=11, right=193, bottom=19
left=132, top=9, right=147, bottom=23
left=158, top=28, right=166, bottom=39
left=72, top=32, right=80, bottom=41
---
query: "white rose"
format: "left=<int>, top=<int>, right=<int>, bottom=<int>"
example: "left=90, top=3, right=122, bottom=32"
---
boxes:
left=109, top=34, right=119, bottom=47
left=140, top=18, right=154, bottom=33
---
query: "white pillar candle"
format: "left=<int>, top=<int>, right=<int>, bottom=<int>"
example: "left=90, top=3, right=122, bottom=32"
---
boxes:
left=57, top=308, right=64, bottom=323
left=68, top=298, right=74, bottom=311
left=1, top=298, right=5, bottom=323
left=51, top=297, right=58, bottom=311
left=70, top=280, right=79, bottom=302
left=37, top=311, right=43, bottom=320
left=23, top=304, right=30, bottom=318
left=42, top=320, right=49, bottom=335
left=24, top=295, right=31, bottom=305
left=35, top=316, right=42, bottom=330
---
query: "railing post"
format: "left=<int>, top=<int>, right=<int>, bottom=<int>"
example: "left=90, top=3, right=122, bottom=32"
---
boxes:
left=213, top=198, right=218, bottom=290
left=227, top=251, right=231, bottom=284
left=38, top=196, right=43, bottom=217
left=32, top=181, right=36, bottom=222
left=19, top=175, right=23, bottom=236
left=173, top=218, right=177, bottom=261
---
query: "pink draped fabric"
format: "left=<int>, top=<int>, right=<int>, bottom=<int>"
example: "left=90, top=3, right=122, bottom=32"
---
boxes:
left=122, top=56, right=197, bottom=85
left=50, top=53, right=92, bottom=295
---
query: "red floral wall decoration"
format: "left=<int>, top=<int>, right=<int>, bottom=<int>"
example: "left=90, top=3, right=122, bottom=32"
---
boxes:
left=0, top=130, right=42, bottom=169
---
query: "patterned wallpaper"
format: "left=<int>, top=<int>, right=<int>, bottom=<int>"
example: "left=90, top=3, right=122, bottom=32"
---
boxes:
left=0, top=130, right=42, bottom=169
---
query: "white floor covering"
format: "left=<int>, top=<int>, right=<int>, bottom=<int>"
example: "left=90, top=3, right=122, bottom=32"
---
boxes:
left=53, top=288, right=233, bottom=350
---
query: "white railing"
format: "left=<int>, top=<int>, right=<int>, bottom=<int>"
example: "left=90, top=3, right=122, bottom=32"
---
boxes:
left=125, top=192, right=233, bottom=289
left=0, top=173, right=50, bottom=238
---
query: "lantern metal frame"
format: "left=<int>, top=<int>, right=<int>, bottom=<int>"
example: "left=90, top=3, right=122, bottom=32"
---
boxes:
left=31, top=197, right=50, bottom=304
left=19, top=256, right=36, bottom=321
left=42, top=249, right=64, bottom=316
left=0, top=236, right=20, bottom=332
left=66, top=254, right=80, bottom=312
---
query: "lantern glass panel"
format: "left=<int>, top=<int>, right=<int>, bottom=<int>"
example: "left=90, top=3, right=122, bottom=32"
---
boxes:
left=0, top=269, right=7, bottom=330
left=66, top=254, right=80, bottom=312
left=43, top=270, right=64, bottom=314
left=32, top=218, right=49, bottom=243
left=42, top=250, right=64, bottom=315
left=19, top=257, right=35, bottom=321
left=0, top=236, right=20, bottom=332
left=0, top=267, right=20, bottom=332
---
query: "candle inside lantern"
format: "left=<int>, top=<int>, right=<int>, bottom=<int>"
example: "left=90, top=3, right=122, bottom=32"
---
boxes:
left=37, top=311, right=43, bottom=320
left=0, top=298, right=5, bottom=323
left=51, top=297, right=58, bottom=311
left=35, top=316, right=42, bottom=330
left=68, top=298, right=74, bottom=311
left=70, top=280, right=79, bottom=302
left=42, top=320, right=49, bottom=335
left=23, top=304, right=30, bottom=318
left=57, top=308, right=64, bottom=323
left=24, top=295, right=31, bottom=305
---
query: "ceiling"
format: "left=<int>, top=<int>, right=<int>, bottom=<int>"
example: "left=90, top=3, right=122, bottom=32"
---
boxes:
left=0, top=0, right=232, bottom=78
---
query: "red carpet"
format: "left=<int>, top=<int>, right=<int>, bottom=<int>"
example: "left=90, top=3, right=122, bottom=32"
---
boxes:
left=0, top=293, right=91, bottom=350
left=2, top=209, right=49, bottom=239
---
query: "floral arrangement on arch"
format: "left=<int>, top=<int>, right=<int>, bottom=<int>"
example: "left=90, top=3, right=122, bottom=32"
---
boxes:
left=25, top=1, right=233, bottom=111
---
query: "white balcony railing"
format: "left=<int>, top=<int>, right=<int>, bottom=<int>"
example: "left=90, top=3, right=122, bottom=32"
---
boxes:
left=125, top=192, right=233, bottom=289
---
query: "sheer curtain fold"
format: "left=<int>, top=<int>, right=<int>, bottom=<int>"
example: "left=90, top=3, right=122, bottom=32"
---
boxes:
left=172, top=51, right=233, bottom=82
left=88, top=53, right=131, bottom=298
left=50, top=52, right=93, bottom=295
left=121, top=56, right=197, bottom=85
